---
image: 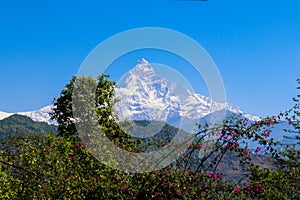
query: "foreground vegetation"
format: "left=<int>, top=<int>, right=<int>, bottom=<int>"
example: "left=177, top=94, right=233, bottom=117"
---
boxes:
left=0, top=76, right=299, bottom=199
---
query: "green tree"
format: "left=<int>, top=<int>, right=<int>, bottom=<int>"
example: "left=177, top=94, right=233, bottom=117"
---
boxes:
left=246, top=79, right=300, bottom=199
left=275, top=78, right=300, bottom=198
left=50, top=75, right=77, bottom=137
left=50, top=74, right=136, bottom=150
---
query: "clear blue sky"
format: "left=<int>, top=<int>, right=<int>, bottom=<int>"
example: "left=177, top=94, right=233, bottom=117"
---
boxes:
left=0, top=0, right=299, bottom=117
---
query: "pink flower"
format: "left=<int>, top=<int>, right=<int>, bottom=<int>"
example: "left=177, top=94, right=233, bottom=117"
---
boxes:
left=261, top=183, right=266, bottom=191
left=69, top=155, right=73, bottom=161
left=255, top=146, right=262, bottom=153
left=261, top=131, right=270, bottom=138
left=177, top=189, right=182, bottom=195
left=234, top=141, right=239, bottom=148
left=207, top=171, right=221, bottom=181
left=245, top=184, right=252, bottom=191
left=120, top=186, right=126, bottom=191
left=255, top=184, right=260, bottom=192
left=288, top=119, right=293, bottom=125
left=243, top=149, right=250, bottom=157
left=212, top=173, right=221, bottom=181
left=168, top=183, right=174, bottom=188
left=207, top=171, right=213, bottom=176
left=279, top=112, right=283, bottom=116
left=235, top=187, right=242, bottom=193
left=220, top=136, right=227, bottom=141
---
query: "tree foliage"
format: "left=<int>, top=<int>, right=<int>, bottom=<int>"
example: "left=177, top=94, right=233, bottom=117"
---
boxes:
left=0, top=76, right=299, bottom=199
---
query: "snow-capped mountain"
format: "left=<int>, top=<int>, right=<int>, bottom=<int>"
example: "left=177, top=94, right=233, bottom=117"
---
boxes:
left=0, top=111, right=13, bottom=121
left=0, top=58, right=260, bottom=127
left=17, top=105, right=55, bottom=124
left=0, top=105, right=54, bottom=124
left=113, top=58, right=260, bottom=126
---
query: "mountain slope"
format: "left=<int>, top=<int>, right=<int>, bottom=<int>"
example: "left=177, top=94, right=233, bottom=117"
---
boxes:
left=0, top=111, right=13, bottom=120
left=0, top=114, right=57, bottom=141
left=18, top=105, right=55, bottom=124
left=0, top=105, right=54, bottom=124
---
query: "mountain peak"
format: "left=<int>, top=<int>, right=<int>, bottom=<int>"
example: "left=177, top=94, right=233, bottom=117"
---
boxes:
left=129, top=58, right=156, bottom=79
left=138, top=58, right=149, bottom=65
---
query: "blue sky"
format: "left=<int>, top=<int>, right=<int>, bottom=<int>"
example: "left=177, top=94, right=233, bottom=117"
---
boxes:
left=0, top=0, right=299, bottom=117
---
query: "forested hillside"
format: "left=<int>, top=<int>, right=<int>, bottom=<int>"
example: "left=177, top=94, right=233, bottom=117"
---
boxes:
left=0, top=114, right=57, bottom=140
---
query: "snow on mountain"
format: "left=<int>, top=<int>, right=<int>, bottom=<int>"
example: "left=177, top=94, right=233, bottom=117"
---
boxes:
left=0, top=58, right=260, bottom=126
left=114, top=58, right=260, bottom=125
left=0, top=105, right=54, bottom=124
left=0, top=111, right=13, bottom=120
left=17, top=105, right=55, bottom=124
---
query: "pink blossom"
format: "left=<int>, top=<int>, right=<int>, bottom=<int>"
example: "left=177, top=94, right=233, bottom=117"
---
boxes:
left=262, top=131, right=270, bottom=138
left=255, top=184, right=260, bottom=192
left=235, top=187, right=242, bottom=193
left=220, top=136, right=227, bottom=141
left=243, top=149, right=250, bottom=157
left=120, top=186, right=126, bottom=191
left=234, top=141, right=239, bottom=149
left=168, top=183, right=174, bottom=188
left=212, top=173, right=221, bottom=181
left=279, top=112, right=283, bottom=116
left=177, top=189, right=182, bottom=195
left=255, top=146, right=262, bottom=153
left=245, top=184, right=252, bottom=191
left=207, top=171, right=213, bottom=176
left=261, top=183, right=266, bottom=191
left=207, top=171, right=222, bottom=181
